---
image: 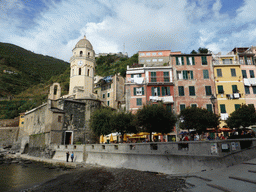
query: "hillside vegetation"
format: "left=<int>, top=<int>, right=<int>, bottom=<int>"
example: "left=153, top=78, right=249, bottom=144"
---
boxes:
left=0, top=43, right=138, bottom=119
left=0, top=42, right=69, bottom=97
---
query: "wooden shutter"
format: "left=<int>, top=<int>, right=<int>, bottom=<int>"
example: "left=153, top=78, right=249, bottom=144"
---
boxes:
left=192, top=57, right=195, bottom=65
left=181, top=56, right=184, bottom=65
left=167, top=87, right=170, bottom=95
left=162, top=87, right=165, bottom=96
left=190, top=71, right=194, bottom=79
left=142, top=87, right=144, bottom=95
left=157, top=87, right=160, bottom=96
left=134, top=87, right=136, bottom=96
left=176, top=57, right=179, bottom=65
left=151, top=87, right=154, bottom=96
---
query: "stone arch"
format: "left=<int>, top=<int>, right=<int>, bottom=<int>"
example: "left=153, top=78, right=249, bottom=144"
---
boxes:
left=48, top=83, right=61, bottom=100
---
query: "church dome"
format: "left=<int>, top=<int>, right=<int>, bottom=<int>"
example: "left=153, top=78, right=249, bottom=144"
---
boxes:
left=75, top=36, right=93, bottom=50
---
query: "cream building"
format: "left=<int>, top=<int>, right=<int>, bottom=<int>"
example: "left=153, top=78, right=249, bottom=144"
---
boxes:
left=69, top=36, right=96, bottom=99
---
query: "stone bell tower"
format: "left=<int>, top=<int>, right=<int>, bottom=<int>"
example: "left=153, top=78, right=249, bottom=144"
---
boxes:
left=69, top=36, right=95, bottom=98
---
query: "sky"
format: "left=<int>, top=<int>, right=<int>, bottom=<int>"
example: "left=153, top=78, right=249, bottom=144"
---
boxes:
left=1, top=0, right=256, bottom=62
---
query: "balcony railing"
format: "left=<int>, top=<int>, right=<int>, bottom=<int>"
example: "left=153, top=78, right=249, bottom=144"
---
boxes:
left=126, top=76, right=173, bottom=84
left=213, top=61, right=239, bottom=65
left=149, top=96, right=173, bottom=103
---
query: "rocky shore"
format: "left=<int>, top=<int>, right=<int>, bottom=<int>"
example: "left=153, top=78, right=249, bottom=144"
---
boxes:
left=0, top=148, right=186, bottom=192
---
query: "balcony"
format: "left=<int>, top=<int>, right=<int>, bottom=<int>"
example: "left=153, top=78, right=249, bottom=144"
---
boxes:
left=149, top=96, right=173, bottom=103
left=146, top=76, right=172, bottom=84
left=213, top=60, right=239, bottom=65
left=226, top=93, right=241, bottom=99
left=126, top=77, right=144, bottom=84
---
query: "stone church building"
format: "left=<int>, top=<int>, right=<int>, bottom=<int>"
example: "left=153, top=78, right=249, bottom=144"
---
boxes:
left=20, top=37, right=101, bottom=149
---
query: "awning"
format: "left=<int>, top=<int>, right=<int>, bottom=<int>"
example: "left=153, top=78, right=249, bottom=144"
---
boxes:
left=244, top=78, right=250, bottom=86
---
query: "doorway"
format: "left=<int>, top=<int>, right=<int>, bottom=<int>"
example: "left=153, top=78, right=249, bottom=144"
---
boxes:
left=64, top=131, right=73, bottom=145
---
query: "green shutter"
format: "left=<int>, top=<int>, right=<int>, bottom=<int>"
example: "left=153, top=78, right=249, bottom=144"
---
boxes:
left=192, top=57, right=195, bottom=65
left=235, top=104, right=241, bottom=110
left=142, top=87, right=144, bottom=95
left=245, top=56, right=248, bottom=65
left=167, top=87, right=170, bottom=95
left=190, top=71, right=193, bottom=79
left=242, top=70, right=247, bottom=78
left=162, top=87, right=165, bottom=96
left=134, top=87, right=136, bottom=96
left=220, top=104, right=226, bottom=113
left=176, top=57, right=179, bottom=65
left=202, top=56, right=207, bottom=65
left=189, top=86, right=195, bottom=96
left=183, top=71, right=188, bottom=79
left=205, top=86, right=212, bottom=95
left=253, top=86, right=256, bottom=94
left=180, top=104, right=186, bottom=111
left=186, top=57, right=189, bottom=65
left=181, top=56, right=184, bottom=65
left=217, top=85, right=224, bottom=94
left=151, top=87, right=154, bottom=96
left=179, top=86, right=184, bottom=96
left=206, top=104, right=212, bottom=112
left=245, top=86, right=250, bottom=94
left=232, top=85, right=238, bottom=93
left=157, top=87, right=160, bottom=96
left=203, top=70, right=209, bottom=79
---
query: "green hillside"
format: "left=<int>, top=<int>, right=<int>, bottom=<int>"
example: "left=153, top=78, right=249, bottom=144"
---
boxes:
left=0, top=42, right=69, bottom=97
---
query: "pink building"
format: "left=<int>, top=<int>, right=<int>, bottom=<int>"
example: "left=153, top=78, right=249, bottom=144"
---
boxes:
left=170, top=54, right=216, bottom=114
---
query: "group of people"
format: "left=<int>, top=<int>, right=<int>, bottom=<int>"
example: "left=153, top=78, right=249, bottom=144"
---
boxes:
left=66, top=151, right=74, bottom=162
left=181, top=132, right=226, bottom=141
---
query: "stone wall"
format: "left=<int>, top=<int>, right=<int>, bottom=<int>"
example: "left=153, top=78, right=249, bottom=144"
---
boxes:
left=0, top=117, right=19, bottom=127
left=0, top=127, right=19, bottom=147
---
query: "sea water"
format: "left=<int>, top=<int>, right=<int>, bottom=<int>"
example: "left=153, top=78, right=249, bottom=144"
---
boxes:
left=0, top=162, right=66, bottom=191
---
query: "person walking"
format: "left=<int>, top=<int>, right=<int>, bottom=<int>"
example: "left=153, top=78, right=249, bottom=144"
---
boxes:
left=71, top=152, right=74, bottom=162
left=66, top=151, right=70, bottom=162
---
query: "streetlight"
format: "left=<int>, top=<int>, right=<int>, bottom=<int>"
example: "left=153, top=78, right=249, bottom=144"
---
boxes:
left=210, top=94, right=217, bottom=114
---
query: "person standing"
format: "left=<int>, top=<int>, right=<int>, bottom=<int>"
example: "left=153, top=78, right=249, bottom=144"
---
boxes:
left=71, top=152, right=74, bottom=162
left=66, top=151, right=70, bottom=162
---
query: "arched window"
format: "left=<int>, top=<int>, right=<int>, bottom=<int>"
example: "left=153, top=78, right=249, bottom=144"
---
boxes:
left=54, top=85, right=58, bottom=95
left=79, top=68, right=81, bottom=75
left=87, top=69, right=90, bottom=76
left=80, top=51, right=83, bottom=57
left=88, top=52, right=90, bottom=57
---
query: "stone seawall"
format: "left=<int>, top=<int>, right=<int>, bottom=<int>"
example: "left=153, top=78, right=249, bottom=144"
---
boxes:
left=0, top=127, right=19, bottom=147
left=84, top=139, right=256, bottom=174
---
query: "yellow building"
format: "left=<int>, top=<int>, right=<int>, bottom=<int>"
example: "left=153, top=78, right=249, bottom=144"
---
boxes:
left=213, top=53, right=246, bottom=128
left=19, top=113, right=25, bottom=128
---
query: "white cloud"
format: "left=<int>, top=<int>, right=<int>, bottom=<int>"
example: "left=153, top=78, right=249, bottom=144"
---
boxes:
left=1, top=0, right=256, bottom=61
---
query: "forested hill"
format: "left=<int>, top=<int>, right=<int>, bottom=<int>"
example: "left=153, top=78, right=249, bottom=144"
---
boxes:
left=0, top=42, right=69, bottom=97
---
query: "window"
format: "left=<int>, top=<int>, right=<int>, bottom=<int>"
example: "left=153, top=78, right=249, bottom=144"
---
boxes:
left=186, top=56, right=195, bottom=65
left=247, top=57, right=252, bottom=65
left=146, top=53, right=150, bottom=56
left=250, top=70, right=255, bottom=78
left=242, top=70, right=247, bottom=78
left=152, top=59, right=157, bottom=62
left=107, top=93, right=110, bottom=97
left=162, top=87, right=170, bottom=96
left=245, top=56, right=248, bottom=65
left=58, top=116, right=62, bottom=123
left=103, top=94, right=105, bottom=98
left=151, top=72, right=156, bottom=82
left=217, top=69, right=222, bottom=77
left=136, top=98, right=142, bottom=106
left=217, top=85, right=224, bottom=94
left=201, top=56, right=207, bottom=65
left=158, top=59, right=163, bottom=62
left=231, top=68, right=236, bottom=77
left=131, top=74, right=134, bottom=78
left=239, top=57, right=244, bottom=64
left=232, top=85, right=238, bottom=93
left=253, top=86, right=256, bottom=94
left=87, top=69, right=90, bottom=76
left=151, top=87, right=160, bottom=96
left=152, top=52, right=157, bottom=55
left=245, top=86, right=250, bottom=94
left=107, top=101, right=110, bottom=106
left=176, top=56, right=184, bottom=65
left=220, top=104, right=226, bottom=113
left=205, top=86, right=212, bottom=96
left=134, top=87, right=144, bottom=96
left=180, top=104, right=186, bottom=111
left=177, top=71, right=182, bottom=80
left=140, top=53, right=145, bottom=56
left=164, top=72, right=169, bottom=82
left=178, top=86, right=184, bottom=96
left=54, top=85, right=58, bottom=95
left=158, top=52, right=163, bottom=55
left=191, top=104, right=197, bottom=108
left=146, top=59, right=151, bottom=62
left=235, top=104, right=241, bottom=110
left=79, top=68, right=81, bottom=75
left=203, top=70, right=209, bottom=79
left=80, top=51, right=83, bottom=56
left=189, top=86, right=195, bottom=96
left=183, top=70, right=193, bottom=80
left=140, top=59, right=145, bottom=63
left=206, top=104, right=213, bottom=112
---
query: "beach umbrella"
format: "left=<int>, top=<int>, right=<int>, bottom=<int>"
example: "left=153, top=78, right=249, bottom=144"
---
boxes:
left=110, top=134, right=114, bottom=142
left=123, top=134, right=127, bottom=141
left=100, top=135, right=104, bottom=143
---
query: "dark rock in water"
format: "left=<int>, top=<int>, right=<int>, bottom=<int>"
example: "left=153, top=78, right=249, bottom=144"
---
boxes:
left=24, top=161, right=32, bottom=164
